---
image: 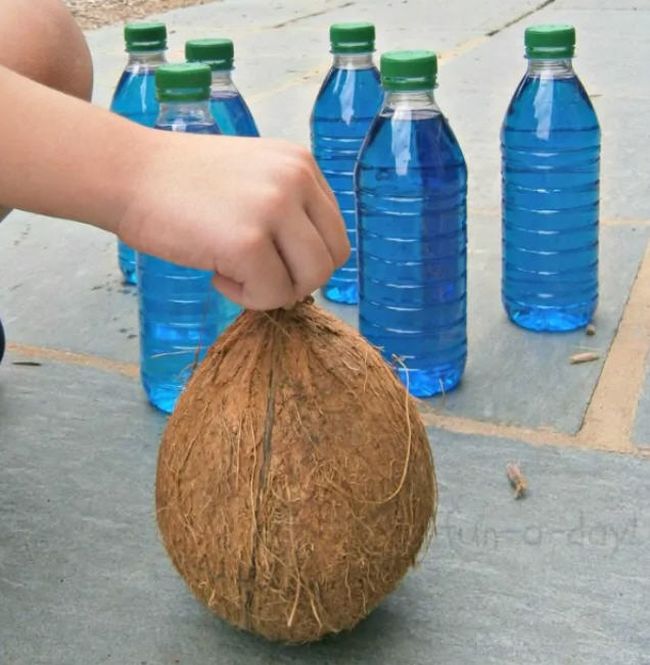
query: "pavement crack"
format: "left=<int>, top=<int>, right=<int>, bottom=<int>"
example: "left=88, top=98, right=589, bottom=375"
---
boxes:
left=485, top=0, right=556, bottom=37
left=270, top=1, right=355, bottom=29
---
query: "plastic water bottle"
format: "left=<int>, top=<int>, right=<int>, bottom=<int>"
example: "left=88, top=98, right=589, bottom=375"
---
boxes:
left=501, top=25, right=600, bottom=331
left=184, top=39, right=252, bottom=330
left=356, top=51, right=468, bottom=397
left=137, top=64, right=241, bottom=413
left=311, top=23, right=382, bottom=304
left=186, top=38, right=259, bottom=137
left=110, top=22, right=168, bottom=285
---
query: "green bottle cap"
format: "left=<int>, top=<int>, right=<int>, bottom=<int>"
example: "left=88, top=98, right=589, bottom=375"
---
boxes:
left=155, top=63, right=212, bottom=103
left=124, top=22, right=167, bottom=52
left=380, top=50, right=437, bottom=91
left=525, top=24, right=575, bottom=58
left=185, top=38, right=234, bottom=71
left=329, top=22, right=375, bottom=54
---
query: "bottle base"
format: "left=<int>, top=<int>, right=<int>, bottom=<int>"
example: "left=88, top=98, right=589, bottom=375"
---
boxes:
left=120, top=266, right=138, bottom=286
left=118, top=239, right=138, bottom=285
left=321, top=282, right=358, bottom=305
left=505, top=301, right=595, bottom=333
left=142, top=376, right=182, bottom=414
left=396, top=364, right=464, bottom=398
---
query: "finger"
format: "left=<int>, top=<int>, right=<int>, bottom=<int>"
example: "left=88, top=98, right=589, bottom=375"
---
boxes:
left=233, top=236, right=295, bottom=311
left=308, top=152, right=338, bottom=207
left=273, top=213, right=335, bottom=300
left=303, top=175, right=350, bottom=269
left=212, top=274, right=244, bottom=306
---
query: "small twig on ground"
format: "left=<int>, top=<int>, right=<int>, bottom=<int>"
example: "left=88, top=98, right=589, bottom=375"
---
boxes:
left=505, top=463, right=528, bottom=500
left=570, top=351, right=600, bottom=365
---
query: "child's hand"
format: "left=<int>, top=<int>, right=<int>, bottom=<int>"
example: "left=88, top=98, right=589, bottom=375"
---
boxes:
left=118, top=132, right=349, bottom=311
left=0, top=65, right=348, bottom=310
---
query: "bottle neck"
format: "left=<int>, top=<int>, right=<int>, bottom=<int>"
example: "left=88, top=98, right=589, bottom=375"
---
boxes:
left=127, top=50, right=167, bottom=67
left=383, top=89, right=439, bottom=114
left=157, top=100, right=214, bottom=127
left=526, top=58, right=574, bottom=78
left=210, top=69, right=237, bottom=93
left=332, top=52, right=375, bottom=70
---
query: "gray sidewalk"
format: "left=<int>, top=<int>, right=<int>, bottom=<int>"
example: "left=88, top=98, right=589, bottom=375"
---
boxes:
left=1, top=1, right=649, bottom=663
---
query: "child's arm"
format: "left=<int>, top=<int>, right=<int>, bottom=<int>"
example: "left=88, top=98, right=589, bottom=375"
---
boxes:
left=0, top=0, right=93, bottom=222
left=0, top=0, right=93, bottom=100
left=0, top=65, right=348, bottom=310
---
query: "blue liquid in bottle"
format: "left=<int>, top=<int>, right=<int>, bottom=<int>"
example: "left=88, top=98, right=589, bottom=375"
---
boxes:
left=501, top=28, right=600, bottom=332
left=210, top=77, right=259, bottom=137
left=356, top=52, right=467, bottom=397
left=138, top=66, right=242, bottom=414
left=110, top=42, right=167, bottom=284
left=186, top=39, right=260, bottom=137
left=311, top=50, right=382, bottom=304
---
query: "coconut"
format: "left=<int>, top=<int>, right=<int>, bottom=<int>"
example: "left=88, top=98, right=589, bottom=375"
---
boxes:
left=155, top=298, right=437, bottom=643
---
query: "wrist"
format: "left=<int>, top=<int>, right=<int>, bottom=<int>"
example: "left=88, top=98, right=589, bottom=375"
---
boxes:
left=98, top=121, right=163, bottom=239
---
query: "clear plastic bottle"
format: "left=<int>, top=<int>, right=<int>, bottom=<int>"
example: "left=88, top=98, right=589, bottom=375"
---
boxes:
left=356, top=51, right=468, bottom=397
left=501, top=25, right=600, bottom=332
left=110, top=22, right=168, bottom=285
left=311, top=23, right=382, bottom=304
left=185, top=38, right=259, bottom=137
left=137, top=64, right=241, bottom=414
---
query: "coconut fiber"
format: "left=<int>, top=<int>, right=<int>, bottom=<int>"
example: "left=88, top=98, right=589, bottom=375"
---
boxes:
left=156, top=298, right=437, bottom=642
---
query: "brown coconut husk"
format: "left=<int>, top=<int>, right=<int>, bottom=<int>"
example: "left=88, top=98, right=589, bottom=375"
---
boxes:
left=156, top=298, right=437, bottom=643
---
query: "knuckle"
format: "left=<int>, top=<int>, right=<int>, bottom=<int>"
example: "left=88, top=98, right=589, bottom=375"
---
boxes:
left=234, top=227, right=266, bottom=258
left=293, top=144, right=312, bottom=163
left=257, top=186, right=287, bottom=217
left=285, top=161, right=312, bottom=189
left=280, top=146, right=315, bottom=182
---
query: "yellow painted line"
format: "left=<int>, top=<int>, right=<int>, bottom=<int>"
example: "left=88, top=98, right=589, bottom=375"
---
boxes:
left=249, top=32, right=496, bottom=105
left=439, top=36, right=490, bottom=64
left=248, top=65, right=327, bottom=103
left=422, top=242, right=650, bottom=454
left=6, top=244, right=650, bottom=457
left=576, top=243, right=650, bottom=452
left=420, top=407, right=576, bottom=448
left=6, top=337, right=648, bottom=456
left=7, top=342, right=139, bottom=379
left=600, top=218, right=650, bottom=227
left=8, top=338, right=582, bottom=451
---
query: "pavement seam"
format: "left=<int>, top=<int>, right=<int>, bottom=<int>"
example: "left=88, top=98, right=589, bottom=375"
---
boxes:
left=419, top=409, right=647, bottom=457
left=599, top=218, right=650, bottom=227
left=269, top=1, right=355, bottom=29
left=419, top=407, right=575, bottom=448
left=575, top=243, right=650, bottom=453
left=485, top=0, right=556, bottom=37
left=248, top=65, right=327, bottom=103
left=250, top=0, right=558, bottom=103
left=7, top=332, right=649, bottom=458
left=421, top=242, right=650, bottom=455
left=6, top=342, right=139, bottom=379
